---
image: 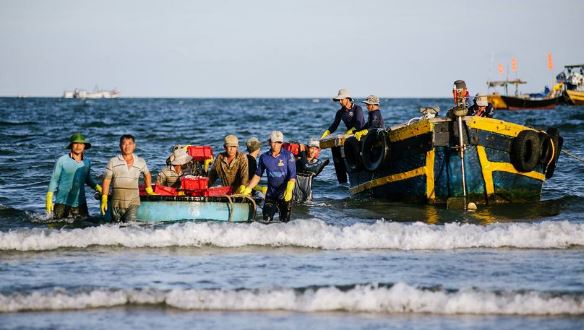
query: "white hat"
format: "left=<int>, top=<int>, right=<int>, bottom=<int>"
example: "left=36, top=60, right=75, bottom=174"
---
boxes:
left=308, top=138, right=320, bottom=148
left=170, top=149, right=192, bottom=166
left=475, top=93, right=488, bottom=107
left=269, top=131, right=284, bottom=143
left=332, top=88, right=351, bottom=101
left=224, top=134, right=239, bottom=147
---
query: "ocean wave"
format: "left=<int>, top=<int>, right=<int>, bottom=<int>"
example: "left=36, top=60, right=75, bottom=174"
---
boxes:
left=1, top=283, right=583, bottom=315
left=1, top=219, right=583, bottom=252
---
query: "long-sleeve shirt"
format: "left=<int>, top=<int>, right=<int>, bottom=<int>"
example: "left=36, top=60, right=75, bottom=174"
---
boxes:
left=208, top=152, right=249, bottom=192
left=362, top=110, right=385, bottom=130
left=48, top=154, right=98, bottom=207
left=256, top=149, right=296, bottom=200
left=327, top=104, right=365, bottom=134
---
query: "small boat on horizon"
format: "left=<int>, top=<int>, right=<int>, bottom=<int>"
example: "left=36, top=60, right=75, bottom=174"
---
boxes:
left=63, top=87, right=120, bottom=99
left=557, top=64, right=584, bottom=105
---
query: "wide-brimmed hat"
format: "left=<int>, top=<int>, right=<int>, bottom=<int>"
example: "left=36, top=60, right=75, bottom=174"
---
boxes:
left=269, top=131, right=284, bottom=143
left=246, top=137, right=261, bottom=152
left=66, top=133, right=91, bottom=149
left=169, top=149, right=192, bottom=166
left=475, top=93, right=488, bottom=107
left=224, top=135, right=239, bottom=147
left=363, top=95, right=380, bottom=105
left=332, top=88, right=352, bottom=101
left=308, top=138, right=320, bottom=148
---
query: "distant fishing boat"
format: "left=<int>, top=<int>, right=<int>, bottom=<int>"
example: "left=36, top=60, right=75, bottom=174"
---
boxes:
left=557, top=64, right=584, bottom=105
left=63, top=88, right=120, bottom=99
left=486, top=79, right=561, bottom=110
left=320, top=109, right=562, bottom=207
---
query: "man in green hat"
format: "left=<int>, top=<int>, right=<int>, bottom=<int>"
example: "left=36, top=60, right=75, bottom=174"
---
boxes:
left=46, top=133, right=102, bottom=219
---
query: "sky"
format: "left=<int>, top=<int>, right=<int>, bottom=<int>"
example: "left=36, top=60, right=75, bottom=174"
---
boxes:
left=1, top=0, right=583, bottom=98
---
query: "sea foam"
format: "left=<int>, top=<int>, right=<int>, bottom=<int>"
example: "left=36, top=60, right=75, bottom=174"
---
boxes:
left=1, top=283, right=583, bottom=315
left=1, top=219, right=583, bottom=251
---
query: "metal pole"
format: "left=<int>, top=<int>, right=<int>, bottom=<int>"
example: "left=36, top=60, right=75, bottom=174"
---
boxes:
left=457, top=116, right=467, bottom=210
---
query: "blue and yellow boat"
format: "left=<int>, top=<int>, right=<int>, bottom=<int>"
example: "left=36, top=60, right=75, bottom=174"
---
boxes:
left=320, top=115, right=562, bottom=207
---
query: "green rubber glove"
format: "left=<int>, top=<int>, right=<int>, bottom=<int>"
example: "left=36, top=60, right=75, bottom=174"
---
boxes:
left=283, top=180, right=295, bottom=202
left=45, top=192, right=54, bottom=214
left=95, top=184, right=102, bottom=194
left=354, top=129, right=368, bottom=141
left=100, top=195, right=108, bottom=216
left=320, top=130, right=330, bottom=139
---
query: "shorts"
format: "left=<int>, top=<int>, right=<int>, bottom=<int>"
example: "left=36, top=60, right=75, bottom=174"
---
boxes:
left=111, top=205, right=139, bottom=223
left=53, top=203, right=89, bottom=219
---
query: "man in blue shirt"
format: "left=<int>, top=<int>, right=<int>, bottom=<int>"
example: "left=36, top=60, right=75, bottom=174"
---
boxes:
left=46, top=133, right=102, bottom=219
left=320, top=88, right=365, bottom=139
left=354, top=95, right=385, bottom=141
left=244, top=131, right=296, bottom=222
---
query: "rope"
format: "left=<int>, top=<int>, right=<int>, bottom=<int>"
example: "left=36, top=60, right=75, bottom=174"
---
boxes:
left=562, top=149, right=584, bottom=165
left=227, top=194, right=258, bottom=222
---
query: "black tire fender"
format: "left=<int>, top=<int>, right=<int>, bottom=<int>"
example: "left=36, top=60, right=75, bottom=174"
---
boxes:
left=361, top=129, right=390, bottom=171
left=511, top=130, right=542, bottom=172
left=342, top=136, right=363, bottom=172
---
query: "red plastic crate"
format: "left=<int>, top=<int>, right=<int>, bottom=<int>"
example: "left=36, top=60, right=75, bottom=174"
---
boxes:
left=186, top=189, right=206, bottom=197
left=154, top=184, right=177, bottom=196
left=206, top=186, right=232, bottom=196
left=282, top=142, right=300, bottom=156
left=181, top=176, right=209, bottom=191
left=187, top=146, right=213, bottom=161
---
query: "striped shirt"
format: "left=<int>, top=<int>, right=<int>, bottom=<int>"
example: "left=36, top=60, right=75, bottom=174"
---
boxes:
left=104, top=154, right=149, bottom=209
left=156, top=166, right=182, bottom=188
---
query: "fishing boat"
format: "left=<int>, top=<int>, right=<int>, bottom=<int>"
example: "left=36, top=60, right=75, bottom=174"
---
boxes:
left=557, top=64, right=584, bottom=105
left=320, top=108, right=562, bottom=207
left=486, top=79, right=561, bottom=110
left=63, top=88, right=120, bottom=99
left=136, top=195, right=257, bottom=223
left=500, top=95, right=562, bottom=110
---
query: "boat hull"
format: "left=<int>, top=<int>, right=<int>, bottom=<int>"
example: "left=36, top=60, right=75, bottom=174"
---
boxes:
left=104, top=196, right=257, bottom=223
left=321, top=116, right=559, bottom=206
left=500, top=95, right=561, bottom=110
left=487, top=94, right=508, bottom=110
left=565, top=90, right=584, bottom=105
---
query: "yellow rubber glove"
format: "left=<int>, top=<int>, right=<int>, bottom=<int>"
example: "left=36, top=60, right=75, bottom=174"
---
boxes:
left=236, top=185, right=247, bottom=194
left=45, top=192, right=54, bottom=214
left=178, top=191, right=185, bottom=196
left=283, top=180, right=295, bottom=202
left=354, top=129, right=368, bottom=141
left=320, top=130, right=330, bottom=139
left=253, top=185, right=268, bottom=195
left=100, top=195, right=108, bottom=216
left=242, top=187, right=253, bottom=196
left=345, top=127, right=356, bottom=135
left=95, top=184, right=102, bottom=194
left=145, top=186, right=157, bottom=196
left=203, top=157, right=214, bottom=172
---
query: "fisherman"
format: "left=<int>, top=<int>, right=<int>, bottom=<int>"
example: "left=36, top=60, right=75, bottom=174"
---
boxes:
left=354, top=95, right=385, bottom=141
left=243, top=131, right=296, bottom=222
left=101, top=134, right=155, bottom=222
left=46, top=133, right=102, bottom=219
left=245, top=137, right=261, bottom=181
left=320, top=88, right=365, bottom=139
left=468, top=92, right=494, bottom=118
left=157, top=148, right=192, bottom=188
left=208, top=134, right=249, bottom=193
left=293, top=138, right=329, bottom=203
left=446, top=80, right=471, bottom=118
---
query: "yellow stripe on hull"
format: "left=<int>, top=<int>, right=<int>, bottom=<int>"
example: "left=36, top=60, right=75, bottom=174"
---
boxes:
left=566, top=90, right=584, bottom=105
left=476, top=146, right=545, bottom=200
left=466, top=116, right=538, bottom=138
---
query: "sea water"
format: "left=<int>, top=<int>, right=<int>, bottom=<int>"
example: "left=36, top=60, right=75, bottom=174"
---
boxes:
left=0, top=98, right=583, bottom=329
